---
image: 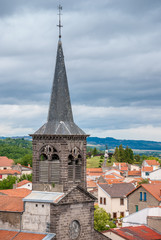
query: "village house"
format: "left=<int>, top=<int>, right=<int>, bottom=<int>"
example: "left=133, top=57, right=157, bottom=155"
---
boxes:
left=0, top=156, right=14, bottom=170
left=141, top=160, right=160, bottom=179
left=14, top=180, right=32, bottom=190
left=127, top=183, right=161, bottom=214
left=0, top=169, right=21, bottom=180
left=98, top=183, right=135, bottom=219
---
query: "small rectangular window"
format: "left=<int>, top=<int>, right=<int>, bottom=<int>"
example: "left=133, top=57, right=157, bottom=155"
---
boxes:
left=42, top=204, right=44, bottom=208
left=113, top=212, right=117, bottom=219
left=100, top=197, right=102, bottom=204
left=135, top=205, right=138, bottom=212
left=120, top=198, right=124, bottom=205
left=145, top=172, right=149, bottom=176
left=36, top=204, right=38, bottom=207
left=104, top=198, right=106, bottom=205
left=144, top=192, right=147, bottom=201
left=140, top=192, right=142, bottom=201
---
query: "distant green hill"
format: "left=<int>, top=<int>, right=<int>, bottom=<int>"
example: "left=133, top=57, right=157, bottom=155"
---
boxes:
left=1, top=136, right=161, bottom=151
left=87, top=137, right=161, bottom=151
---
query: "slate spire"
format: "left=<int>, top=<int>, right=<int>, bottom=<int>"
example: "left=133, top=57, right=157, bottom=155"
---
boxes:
left=34, top=9, right=85, bottom=135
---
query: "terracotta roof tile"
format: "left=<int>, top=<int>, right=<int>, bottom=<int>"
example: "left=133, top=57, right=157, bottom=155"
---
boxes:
left=86, top=168, right=103, bottom=173
left=141, top=183, right=161, bottom=201
left=0, top=195, right=23, bottom=212
left=17, top=180, right=32, bottom=188
left=14, top=232, right=47, bottom=240
left=142, top=166, right=153, bottom=172
left=127, top=183, right=161, bottom=201
left=145, top=160, right=160, bottom=166
left=128, top=171, right=141, bottom=176
left=110, top=225, right=161, bottom=240
left=0, top=230, right=48, bottom=240
left=0, top=230, right=16, bottom=240
left=0, top=156, right=14, bottom=167
left=87, top=180, right=97, bottom=188
left=0, top=169, right=21, bottom=175
left=0, top=188, right=31, bottom=198
left=106, top=179, right=124, bottom=184
left=87, top=172, right=104, bottom=176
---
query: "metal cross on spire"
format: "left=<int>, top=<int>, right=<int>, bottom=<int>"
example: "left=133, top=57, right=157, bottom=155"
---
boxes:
left=57, top=4, right=63, bottom=40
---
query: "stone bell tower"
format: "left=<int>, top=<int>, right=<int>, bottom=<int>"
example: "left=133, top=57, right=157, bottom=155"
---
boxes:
left=31, top=10, right=88, bottom=193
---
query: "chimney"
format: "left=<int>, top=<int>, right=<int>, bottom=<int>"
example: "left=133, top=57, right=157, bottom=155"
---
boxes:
left=28, top=164, right=30, bottom=168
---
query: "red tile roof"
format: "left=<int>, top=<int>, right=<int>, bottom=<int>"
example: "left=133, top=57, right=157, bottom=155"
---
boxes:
left=110, top=225, right=161, bottom=240
left=127, top=183, right=161, bottom=201
left=0, top=230, right=47, bottom=240
left=17, top=180, right=31, bottom=188
left=141, top=183, right=161, bottom=201
left=114, top=162, right=128, bottom=171
left=0, top=156, right=14, bottom=167
left=87, top=168, right=103, bottom=173
left=87, top=180, right=97, bottom=188
left=142, top=166, right=153, bottom=172
left=106, top=179, right=124, bottom=184
left=0, top=195, right=24, bottom=212
left=145, top=160, right=160, bottom=166
left=0, top=188, right=31, bottom=198
left=128, top=170, right=141, bottom=176
left=87, top=172, right=104, bottom=176
left=0, top=169, right=21, bottom=175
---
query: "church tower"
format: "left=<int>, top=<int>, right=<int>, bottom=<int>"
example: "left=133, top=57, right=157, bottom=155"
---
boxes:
left=31, top=6, right=88, bottom=193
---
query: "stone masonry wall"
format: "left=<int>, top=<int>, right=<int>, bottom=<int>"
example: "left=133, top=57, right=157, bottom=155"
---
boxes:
left=50, top=202, right=95, bottom=240
left=32, top=135, right=87, bottom=192
left=128, top=186, right=159, bottom=214
left=0, top=212, right=21, bottom=230
left=147, top=216, right=161, bottom=233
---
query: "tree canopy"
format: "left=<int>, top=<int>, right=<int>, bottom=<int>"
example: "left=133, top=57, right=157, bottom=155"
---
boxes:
left=113, top=144, right=134, bottom=164
left=94, top=206, right=116, bottom=231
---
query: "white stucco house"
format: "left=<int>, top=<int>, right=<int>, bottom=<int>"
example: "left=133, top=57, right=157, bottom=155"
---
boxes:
left=98, top=183, right=135, bottom=219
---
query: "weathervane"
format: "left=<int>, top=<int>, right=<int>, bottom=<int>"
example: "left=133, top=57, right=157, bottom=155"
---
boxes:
left=57, top=4, right=63, bottom=40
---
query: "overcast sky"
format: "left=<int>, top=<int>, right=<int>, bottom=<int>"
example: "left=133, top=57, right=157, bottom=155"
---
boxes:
left=0, top=0, right=161, bottom=141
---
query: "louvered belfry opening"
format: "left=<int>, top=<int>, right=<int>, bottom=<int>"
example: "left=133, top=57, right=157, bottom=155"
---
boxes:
left=39, top=145, right=60, bottom=184
left=68, top=149, right=82, bottom=182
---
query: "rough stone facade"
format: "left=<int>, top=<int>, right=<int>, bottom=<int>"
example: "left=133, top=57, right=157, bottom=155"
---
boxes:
left=0, top=212, right=21, bottom=230
left=128, top=186, right=159, bottom=214
left=50, top=187, right=95, bottom=240
left=147, top=216, right=161, bottom=233
left=32, top=135, right=87, bottom=193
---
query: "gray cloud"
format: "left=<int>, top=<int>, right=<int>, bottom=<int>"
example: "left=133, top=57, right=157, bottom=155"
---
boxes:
left=0, top=0, right=161, bottom=139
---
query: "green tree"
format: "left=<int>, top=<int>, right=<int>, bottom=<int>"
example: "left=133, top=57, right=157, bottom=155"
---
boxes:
left=138, top=179, right=149, bottom=185
left=18, top=174, right=32, bottom=182
left=113, top=146, right=120, bottom=162
left=94, top=206, right=111, bottom=231
left=92, top=147, right=98, bottom=156
left=0, top=175, right=17, bottom=190
left=119, top=144, right=125, bottom=162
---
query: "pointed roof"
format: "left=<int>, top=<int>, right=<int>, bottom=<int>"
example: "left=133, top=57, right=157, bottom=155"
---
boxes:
left=34, top=40, right=86, bottom=135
